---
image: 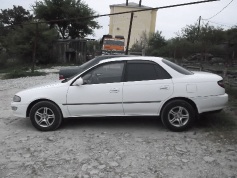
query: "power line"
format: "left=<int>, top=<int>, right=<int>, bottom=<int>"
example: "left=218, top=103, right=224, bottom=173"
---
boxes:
left=202, top=18, right=236, bottom=28
left=41, top=0, right=219, bottom=24
left=203, top=0, right=234, bottom=20
left=1, top=0, right=218, bottom=29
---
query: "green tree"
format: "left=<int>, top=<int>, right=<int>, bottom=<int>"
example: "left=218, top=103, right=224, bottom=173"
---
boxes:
left=130, top=31, right=166, bottom=56
left=4, top=22, right=58, bottom=65
left=148, top=31, right=166, bottom=49
left=226, top=26, right=237, bottom=63
left=226, top=26, right=237, bottom=44
left=147, top=31, right=167, bottom=56
left=34, top=0, right=100, bottom=39
left=130, top=31, right=150, bottom=52
left=131, top=22, right=236, bottom=61
left=0, top=6, right=33, bottom=44
left=181, top=23, right=199, bottom=43
left=181, top=22, right=225, bottom=44
left=0, top=5, right=32, bottom=28
left=180, top=22, right=226, bottom=60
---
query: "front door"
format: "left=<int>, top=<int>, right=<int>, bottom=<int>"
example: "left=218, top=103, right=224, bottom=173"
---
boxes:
left=66, top=62, right=125, bottom=116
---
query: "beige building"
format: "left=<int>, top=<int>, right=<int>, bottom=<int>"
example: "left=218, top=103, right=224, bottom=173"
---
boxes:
left=109, top=2, right=157, bottom=49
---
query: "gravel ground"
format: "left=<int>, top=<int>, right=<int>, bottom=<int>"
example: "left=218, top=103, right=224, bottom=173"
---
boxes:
left=0, top=69, right=236, bottom=178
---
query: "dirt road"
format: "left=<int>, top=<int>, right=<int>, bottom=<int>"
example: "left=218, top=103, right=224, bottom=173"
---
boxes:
left=0, top=72, right=236, bottom=178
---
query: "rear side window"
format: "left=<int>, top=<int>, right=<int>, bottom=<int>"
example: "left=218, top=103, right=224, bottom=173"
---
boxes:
left=162, top=59, right=193, bottom=75
left=125, top=61, right=171, bottom=82
left=154, top=65, right=171, bottom=79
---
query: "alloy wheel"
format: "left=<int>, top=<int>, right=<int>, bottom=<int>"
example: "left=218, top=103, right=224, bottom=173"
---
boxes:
left=34, top=107, right=55, bottom=128
left=168, top=106, right=189, bottom=127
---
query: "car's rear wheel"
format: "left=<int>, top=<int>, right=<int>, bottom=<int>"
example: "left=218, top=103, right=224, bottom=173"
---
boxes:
left=161, top=100, right=196, bottom=131
left=29, top=101, right=62, bottom=131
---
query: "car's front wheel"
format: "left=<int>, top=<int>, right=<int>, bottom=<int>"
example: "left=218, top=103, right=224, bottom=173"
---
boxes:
left=29, top=101, right=62, bottom=131
left=161, top=100, right=196, bottom=131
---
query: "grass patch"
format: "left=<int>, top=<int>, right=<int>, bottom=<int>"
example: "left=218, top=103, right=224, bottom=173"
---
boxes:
left=0, top=65, right=30, bottom=74
left=3, top=70, right=46, bottom=79
left=197, top=111, right=237, bottom=144
left=196, top=87, right=237, bottom=131
left=226, top=87, right=237, bottom=107
left=37, top=63, right=77, bottom=68
left=197, top=111, right=237, bottom=131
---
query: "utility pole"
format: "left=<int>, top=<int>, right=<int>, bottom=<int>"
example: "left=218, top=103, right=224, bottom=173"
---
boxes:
left=125, top=12, right=134, bottom=55
left=139, top=0, right=142, bottom=7
left=126, top=0, right=128, bottom=6
left=197, top=16, right=201, bottom=36
left=32, top=23, right=39, bottom=73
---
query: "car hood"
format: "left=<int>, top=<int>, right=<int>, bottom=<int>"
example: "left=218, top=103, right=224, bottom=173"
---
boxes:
left=31, top=81, right=65, bottom=89
left=14, top=81, right=69, bottom=104
left=17, top=81, right=66, bottom=94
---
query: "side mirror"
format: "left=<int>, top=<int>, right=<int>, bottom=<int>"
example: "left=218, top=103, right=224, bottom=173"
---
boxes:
left=74, top=77, right=83, bottom=86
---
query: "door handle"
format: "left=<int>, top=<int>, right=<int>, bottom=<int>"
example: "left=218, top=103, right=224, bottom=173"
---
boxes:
left=160, top=86, right=169, bottom=90
left=110, top=88, right=119, bottom=93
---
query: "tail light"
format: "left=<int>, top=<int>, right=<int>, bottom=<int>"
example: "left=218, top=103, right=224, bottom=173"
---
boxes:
left=218, top=80, right=225, bottom=88
left=59, top=75, right=65, bottom=80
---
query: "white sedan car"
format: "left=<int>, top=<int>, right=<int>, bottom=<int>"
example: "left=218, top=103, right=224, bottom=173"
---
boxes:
left=11, top=56, right=228, bottom=131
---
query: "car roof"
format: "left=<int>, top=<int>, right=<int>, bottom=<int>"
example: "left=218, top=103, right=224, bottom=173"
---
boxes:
left=95, top=54, right=134, bottom=59
left=98, top=56, right=164, bottom=64
left=98, top=56, right=187, bottom=78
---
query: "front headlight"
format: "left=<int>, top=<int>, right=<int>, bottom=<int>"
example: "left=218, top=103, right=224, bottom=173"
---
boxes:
left=13, top=95, right=21, bottom=102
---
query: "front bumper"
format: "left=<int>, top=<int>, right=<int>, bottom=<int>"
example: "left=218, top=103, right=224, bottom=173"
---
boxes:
left=11, top=102, right=28, bottom=118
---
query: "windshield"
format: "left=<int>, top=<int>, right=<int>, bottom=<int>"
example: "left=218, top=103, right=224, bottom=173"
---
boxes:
left=61, top=56, right=103, bottom=83
left=61, top=55, right=127, bottom=83
left=104, top=40, right=124, bottom=46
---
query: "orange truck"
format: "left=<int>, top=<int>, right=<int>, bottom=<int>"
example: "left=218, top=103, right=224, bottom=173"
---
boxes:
left=101, top=35, right=125, bottom=55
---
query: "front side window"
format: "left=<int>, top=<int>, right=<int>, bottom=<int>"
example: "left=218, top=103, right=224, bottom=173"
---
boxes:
left=81, top=62, right=125, bottom=84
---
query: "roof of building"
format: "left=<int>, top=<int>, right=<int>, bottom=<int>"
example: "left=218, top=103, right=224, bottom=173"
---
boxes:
left=110, top=2, right=152, bottom=9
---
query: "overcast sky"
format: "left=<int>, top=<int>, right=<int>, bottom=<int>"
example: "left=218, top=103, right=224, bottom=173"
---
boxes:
left=1, top=0, right=236, bottom=40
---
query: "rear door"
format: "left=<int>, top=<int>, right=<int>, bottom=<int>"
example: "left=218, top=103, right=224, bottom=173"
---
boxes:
left=122, top=60, right=173, bottom=115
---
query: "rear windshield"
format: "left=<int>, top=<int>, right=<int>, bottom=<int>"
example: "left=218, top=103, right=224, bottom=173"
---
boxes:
left=162, top=59, right=193, bottom=75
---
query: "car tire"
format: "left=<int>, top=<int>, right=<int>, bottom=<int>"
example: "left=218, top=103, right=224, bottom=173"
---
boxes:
left=161, top=100, right=196, bottom=132
left=29, top=101, right=62, bottom=131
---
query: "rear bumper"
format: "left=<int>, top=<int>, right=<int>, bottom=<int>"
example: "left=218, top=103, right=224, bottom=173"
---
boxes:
left=192, top=93, right=228, bottom=114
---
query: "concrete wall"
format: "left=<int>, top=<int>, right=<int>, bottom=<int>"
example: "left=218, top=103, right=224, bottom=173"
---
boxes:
left=109, top=5, right=157, bottom=49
